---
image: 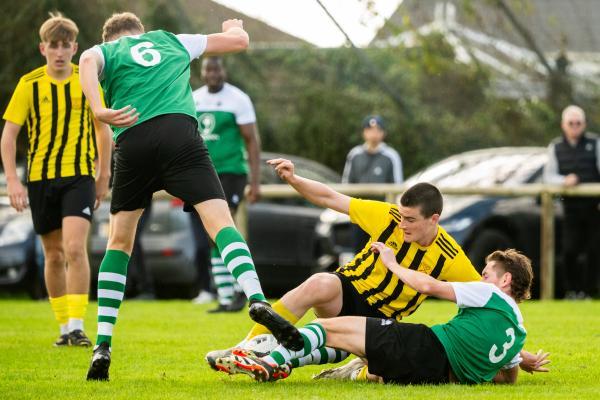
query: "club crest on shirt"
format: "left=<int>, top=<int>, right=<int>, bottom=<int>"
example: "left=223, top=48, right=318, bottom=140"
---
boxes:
left=198, top=113, right=218, bottom=141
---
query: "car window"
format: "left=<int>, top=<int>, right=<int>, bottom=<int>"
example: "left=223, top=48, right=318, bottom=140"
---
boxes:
left=145, top=204, right=188, bottom=234
left=407, top=148, right=547, bottom=187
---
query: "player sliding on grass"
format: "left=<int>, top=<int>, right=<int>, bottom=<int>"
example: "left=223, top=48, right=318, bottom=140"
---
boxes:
left=206, top=159, right=481, bottom=370
left=215, top=247, right=550, bottom=384
left=78, top=12, right=302, bottom=381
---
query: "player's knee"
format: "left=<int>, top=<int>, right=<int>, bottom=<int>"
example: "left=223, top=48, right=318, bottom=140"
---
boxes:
left=107, top=237, right=134, bottom=254
left=300, top=273, right=339, bottom=302
left=43, top=247, right=65, bottom=267
left=63, top=242, right=87, bottom=265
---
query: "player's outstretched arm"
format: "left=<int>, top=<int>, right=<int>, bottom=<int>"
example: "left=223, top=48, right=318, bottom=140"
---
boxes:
left=205, top=19, right=249, bottom=55
left=267, top=158, right=351, bottom=214
left=371, top=242, right=457, bottom=302
left=79, top=50, right=139, bottom=127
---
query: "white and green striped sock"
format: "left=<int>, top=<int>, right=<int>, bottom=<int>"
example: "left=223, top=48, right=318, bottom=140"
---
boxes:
left=211, top=248, right=234, bottom=305
left=290, top=347, right=349, bottom=368
left=263, top=322, right=326, bottom=366
left=215, top=227, right=266, bottom=303
left=95, top=249, right=129, bottom=348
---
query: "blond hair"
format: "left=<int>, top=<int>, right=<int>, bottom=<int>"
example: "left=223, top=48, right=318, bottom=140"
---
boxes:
left=102, top=12, right=144, bottom=42
left=39, top=12, right=78, bottom=43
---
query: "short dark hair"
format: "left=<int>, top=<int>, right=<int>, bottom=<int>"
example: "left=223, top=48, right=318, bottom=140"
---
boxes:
left=486, top=249, right=533, bottom=303
left=202, top=56, right=224, bottom=67
left=399, top=182, right=443, bottom=217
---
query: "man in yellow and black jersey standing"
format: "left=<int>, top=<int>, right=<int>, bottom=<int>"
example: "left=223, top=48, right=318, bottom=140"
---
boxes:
left=1, top=13, right=112, bottom=347
left=206, top=157, right=481, bottom=369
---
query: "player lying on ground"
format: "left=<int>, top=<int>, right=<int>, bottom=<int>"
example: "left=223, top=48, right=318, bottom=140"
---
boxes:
left=206, top=159, right=482, bottom=369
left=213, top=246, right=550, bottom=384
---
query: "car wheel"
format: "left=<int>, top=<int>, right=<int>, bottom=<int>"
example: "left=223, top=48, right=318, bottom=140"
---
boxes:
left=467, top=229, right=514, bottom=273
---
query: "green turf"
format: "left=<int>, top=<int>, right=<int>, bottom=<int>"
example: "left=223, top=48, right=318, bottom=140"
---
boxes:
left=1, top=299, right=598, bottom=399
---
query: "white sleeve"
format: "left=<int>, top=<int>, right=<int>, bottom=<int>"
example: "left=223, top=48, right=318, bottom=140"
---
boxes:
left=235, top=92, right=256, bottom=125
left=450, top=282, right=494, bottom=308
left=87, top=46, right=105, bottom=75
left=176, top=34, right=208, bottom=60
left=543, top=142, right=565, bottom=184
left=501, top=353, right=522, bottom=370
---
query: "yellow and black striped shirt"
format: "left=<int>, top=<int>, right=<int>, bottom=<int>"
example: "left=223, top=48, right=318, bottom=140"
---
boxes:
left=337, top=198, right=481, bottom=321
left=3, top=64, right=101, bottom=182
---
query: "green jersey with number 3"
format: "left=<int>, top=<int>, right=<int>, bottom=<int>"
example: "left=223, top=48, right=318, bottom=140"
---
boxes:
left=431, top=282, right=527, bottom=384
left=97, top=30, right=197, bottom=139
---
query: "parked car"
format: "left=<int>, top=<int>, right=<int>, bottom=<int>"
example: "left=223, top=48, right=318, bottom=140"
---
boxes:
left=1, top=154, right=340, bottom=298
left=0, top=197, right=46, bottom=299
left=0, top=166, right=46, bottom=299
left=314, top=147, right=566, bottom=298
left=89, top=152, right=341, bottom=297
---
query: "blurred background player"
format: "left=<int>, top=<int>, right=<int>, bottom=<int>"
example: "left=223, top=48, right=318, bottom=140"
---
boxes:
left=190, top=56, right=261, bottom=312
left=1, top=12, right=112, bottom=347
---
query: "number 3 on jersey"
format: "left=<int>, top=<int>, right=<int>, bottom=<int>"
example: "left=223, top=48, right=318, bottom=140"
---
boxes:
left=131, top=42, right=161, bottom=67
left=488, top=327, right=515, bottom=363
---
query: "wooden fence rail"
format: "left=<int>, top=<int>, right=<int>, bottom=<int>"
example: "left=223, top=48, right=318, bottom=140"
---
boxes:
left=2, top=183, right=600, bottom=299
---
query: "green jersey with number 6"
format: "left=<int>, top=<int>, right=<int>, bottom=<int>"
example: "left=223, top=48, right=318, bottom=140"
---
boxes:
left=96, top=30, right=201, bottom=139
left=431, top=282, right=527, bottom=384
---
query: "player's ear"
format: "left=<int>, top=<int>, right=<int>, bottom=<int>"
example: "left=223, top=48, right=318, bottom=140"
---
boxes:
left=72, top=42, right=79, bottom=54
left=502, top=271, right=512, bottom=288
left=39, top=42, right=46, bottom=56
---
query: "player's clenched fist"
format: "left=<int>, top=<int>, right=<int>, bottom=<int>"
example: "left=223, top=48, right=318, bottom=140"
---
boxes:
left=267, top=158, right=295, bottom=182
left=222, top=19, right=244, bottom=32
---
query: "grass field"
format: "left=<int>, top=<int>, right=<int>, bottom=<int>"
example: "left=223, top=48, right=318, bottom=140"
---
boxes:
left=1, top=298, right=599, bottom=400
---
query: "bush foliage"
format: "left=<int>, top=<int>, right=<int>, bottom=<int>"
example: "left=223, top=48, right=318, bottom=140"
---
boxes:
left=2, top=1, right=599, bottom=177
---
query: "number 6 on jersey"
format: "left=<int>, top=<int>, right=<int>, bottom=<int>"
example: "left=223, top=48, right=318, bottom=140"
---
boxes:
left=131, top=42, right=161, bottom=66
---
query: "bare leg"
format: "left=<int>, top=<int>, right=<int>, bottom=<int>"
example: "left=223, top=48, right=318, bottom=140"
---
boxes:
left=107, top=209, right=144, bottom=254
left=316, top=316, right=368, bottom=358
left=279, top=273, right=344, bottom=319
left=62, top=216, right=91, bottom=294
left=193, top=198, right=235, bottom=239
left=41, top=230, right=66, bottom=298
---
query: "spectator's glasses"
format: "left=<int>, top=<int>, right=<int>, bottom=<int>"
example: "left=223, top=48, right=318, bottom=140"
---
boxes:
left=567, top=120, right=583, bottom=127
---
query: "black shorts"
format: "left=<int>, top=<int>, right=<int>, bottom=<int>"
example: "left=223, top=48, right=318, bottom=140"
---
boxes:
left=219, top=173, right=247, bottom=212
left=365, top=318, right=450, bottom=385
left=183, top=173, right=247, bottom=213
left=111, top=114, right=225, bottom=214
left=334, top=272, right=389, bottom=319
left=27, top=175, right=95, bottom=235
